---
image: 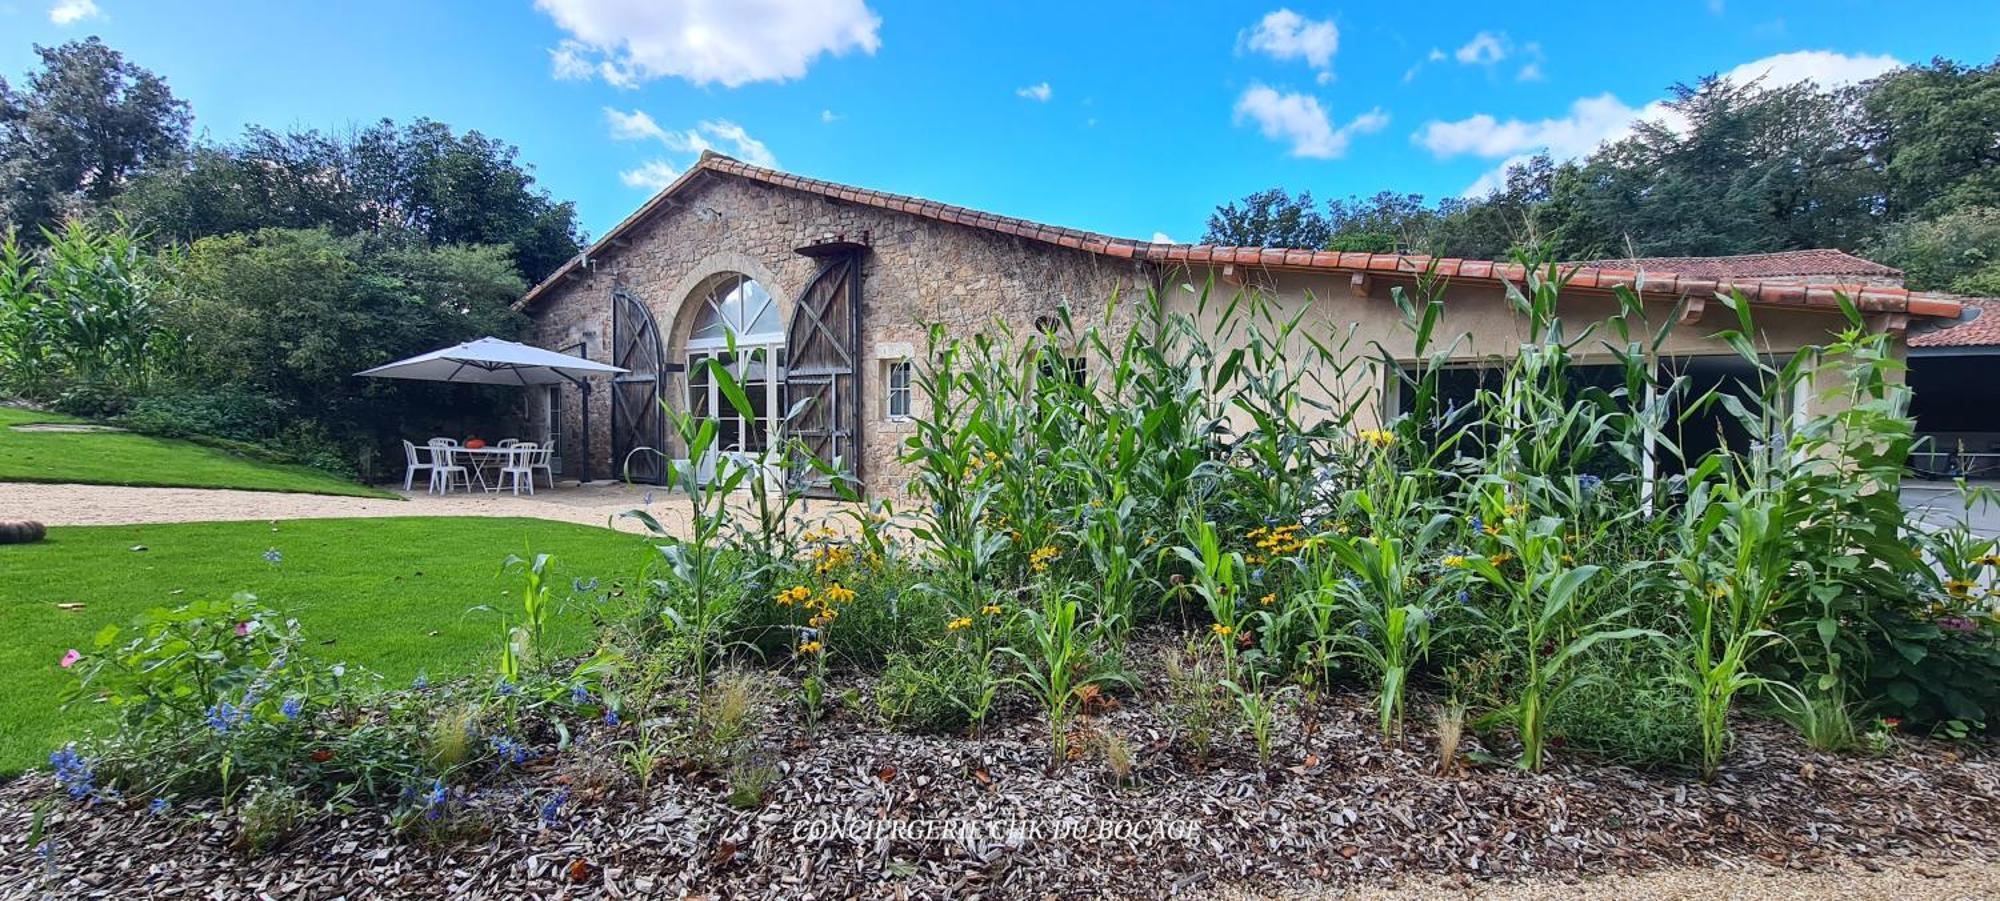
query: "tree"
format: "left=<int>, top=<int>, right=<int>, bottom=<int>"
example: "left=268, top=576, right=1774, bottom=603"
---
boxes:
left=174, top=228, right=528, bottom=473
left=0, top=38, right=191, bottom=236
left=120, top=118, right=582, bottom=282
left=1863, top=57, right=2000, bottom=220
left=1325, top=192, right=1439, bottom=253
left=1872, top=207, right=2000, bottom=294
left=1203, top=188, right=1332, bottom=248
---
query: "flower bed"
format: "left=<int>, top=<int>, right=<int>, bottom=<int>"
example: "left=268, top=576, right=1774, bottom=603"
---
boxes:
left=7, top=262, right=2000, bottom=896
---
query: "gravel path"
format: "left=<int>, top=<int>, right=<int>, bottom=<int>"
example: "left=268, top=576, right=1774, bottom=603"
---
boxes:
left=1334, top=858, right=2000, bottom=900
left=0, top=481, right=701, bottom=534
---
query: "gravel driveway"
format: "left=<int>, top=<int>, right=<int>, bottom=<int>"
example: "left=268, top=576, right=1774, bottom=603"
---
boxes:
left=0, top=481, right=699, bottom=534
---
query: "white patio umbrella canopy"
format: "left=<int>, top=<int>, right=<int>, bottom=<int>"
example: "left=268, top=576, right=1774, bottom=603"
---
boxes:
left=354, top=337, right=625, bottom=385
left=356, top=337, right=626, bottom=483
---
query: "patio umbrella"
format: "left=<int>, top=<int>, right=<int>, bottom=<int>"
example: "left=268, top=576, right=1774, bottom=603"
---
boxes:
left=356, top=337, right=626, bottom=482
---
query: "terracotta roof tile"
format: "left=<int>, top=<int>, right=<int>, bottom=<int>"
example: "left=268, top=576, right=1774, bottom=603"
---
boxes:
left=1577, top=249, right=1902, bottom=279
left=514, top=153, right=1965, bottom=322
left=1912, top=297, right=2000, bottom=348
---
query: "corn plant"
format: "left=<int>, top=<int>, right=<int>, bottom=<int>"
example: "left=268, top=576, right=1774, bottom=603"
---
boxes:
left=1668, top=475, right=1811, bottom=778
left=1002, top=585, right=1130, bottom=766
left=622, top=345, right=761, bottom=723
left=1464, top=505, right=1648, bottom=771
left=1320, top=482, right=1462, bottom=739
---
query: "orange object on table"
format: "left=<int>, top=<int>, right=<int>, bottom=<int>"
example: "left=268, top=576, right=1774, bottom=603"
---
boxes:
left=465, top=438, right=487, bottom=449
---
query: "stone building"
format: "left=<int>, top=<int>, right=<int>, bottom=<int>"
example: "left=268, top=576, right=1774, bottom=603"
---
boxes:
left=515, top=151, right=1967, bottom=497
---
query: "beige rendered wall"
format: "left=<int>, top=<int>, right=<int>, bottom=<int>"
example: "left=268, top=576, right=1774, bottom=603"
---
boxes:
left=1154, top=266, right=1902, bottom=432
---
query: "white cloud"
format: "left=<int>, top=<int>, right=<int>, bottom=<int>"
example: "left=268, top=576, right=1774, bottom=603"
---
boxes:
left=1428, top=47, right=1446, bottom=62
left=1516, top=62, right=1544, bottom=82
left=603, top=107, right=669, bottom=143
left=1719, top=49, right=1899, bottom=90
left=1416, top=93, right=1646, bottom=160
left=1242, top=9, right=1339, bottom=81
left=605, top=111, right=779, bottom=176
left=1418, top=49, right=1902, bottom=196
left=1233, top=85, right=1385, bottom=159
left=1016, top=81, right=1052, bottom=102
left=48, top=0, right=99, bottom=24
left=1454, top=31, right=1506, bottom=65
left=534, top=0, right=882, bottom=88
left=688, top=120, right=778, bottom=168
left=820, top=109, right=841, bottom=123
left=1150, top=232, right=1176, bottom=244
left=620, top=160, right=681, bottom=192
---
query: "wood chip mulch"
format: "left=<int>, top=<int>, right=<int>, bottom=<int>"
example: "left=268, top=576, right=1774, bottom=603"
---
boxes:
left=2, top=665, right=1996, bottom=899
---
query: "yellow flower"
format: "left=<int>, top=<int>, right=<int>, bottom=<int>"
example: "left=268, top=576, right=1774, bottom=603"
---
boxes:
left=1977, top=553, right=2000, bottom=568
left=1490, top=551, right=1515, bottom=566
left=1504, top=503, right=1526, bottom=518
left=1481, top=524, right=1502, bottom=537
left=1211, top=623, right=1233, bottom=637
left=981, top=604, right=1004, bottom=616
left=947, top=616, right=973, bottom=631
left=1358, top=428, right=1396, bottom=449
left=1946, top=579, right=1976, bottom=598
left=1559, top=553, right=1575, bottom=564
left=1259, top=593, right=1276, bottom=607
left=1030, top=545, right=1061, bottom=572
left=1441, top=554, right=1467, bottom=569
left=797, top=640, right=822, bottom=654
left=824, top=583, right=857, bottom=605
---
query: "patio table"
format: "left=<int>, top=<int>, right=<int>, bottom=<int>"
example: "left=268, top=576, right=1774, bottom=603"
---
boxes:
left=435, top=445, right=526, bottom=493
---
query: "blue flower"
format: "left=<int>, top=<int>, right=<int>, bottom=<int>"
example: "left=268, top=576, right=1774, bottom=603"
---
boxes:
left=1469, top=514, right=1484, bottom=533
left=149, top=798, right=171, bottom=815
left=263, top=547, right=283, bottom=565
left=571, top=576, right=600, bottom=593
left=423, top=778, right=449, bottom=820
left=1578, top=474, right=1603, bottom=493
left=280, top=697, right=303, bottom=720
left=570, top=684, right=590, bottom=705
left=538, top=789, right=569, bottom=828
left=488, top=735, right=530, bottom=767
left=604, top=709, right=621, bottom=727
left=495, top=679, right=518, bottom=697
left=412, top=673, right=429, bottom=691
left=1457, top=589, right=1471, bottom=605
left=205, top=702, right=242, bottom=733
left=49, top=746, right=93, bottom=800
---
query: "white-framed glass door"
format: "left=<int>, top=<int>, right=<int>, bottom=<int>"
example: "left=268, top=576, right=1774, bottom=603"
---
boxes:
left=684, top=344, right=785, bottom=483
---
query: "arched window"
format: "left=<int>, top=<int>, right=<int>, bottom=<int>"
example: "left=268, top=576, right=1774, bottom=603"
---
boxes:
left=688, top=273, right=781, bottom=348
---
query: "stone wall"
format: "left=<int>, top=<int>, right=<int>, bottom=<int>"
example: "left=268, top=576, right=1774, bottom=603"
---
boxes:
left=523, top=172, right=1152, bottom=496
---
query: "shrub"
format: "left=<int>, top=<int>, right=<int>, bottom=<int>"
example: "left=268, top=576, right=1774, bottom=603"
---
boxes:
left=116, top=385, right=288, bottom=443
left=1548, top=654, right=1702, bottom=768
left=874, top=650, right=984, bottom=736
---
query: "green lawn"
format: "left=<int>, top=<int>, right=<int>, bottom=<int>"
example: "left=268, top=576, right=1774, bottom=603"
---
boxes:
left=0, top=517, right=655, bottom=774
left=0, top=405, right=394, bottom=498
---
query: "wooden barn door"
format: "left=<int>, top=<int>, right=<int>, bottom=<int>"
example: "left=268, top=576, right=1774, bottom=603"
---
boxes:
left=786, top=242, right=868, bottom=494
left=610, top=288, right=667, bottom=483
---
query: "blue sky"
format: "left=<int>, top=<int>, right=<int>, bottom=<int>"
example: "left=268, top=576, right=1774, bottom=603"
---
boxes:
left=4, top=1, right=1997, bottom=249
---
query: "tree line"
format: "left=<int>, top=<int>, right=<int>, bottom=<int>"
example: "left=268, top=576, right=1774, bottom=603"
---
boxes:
left=1204, top=58, right=2000, bottom=295
left=0, top=38, right=583, bottom=478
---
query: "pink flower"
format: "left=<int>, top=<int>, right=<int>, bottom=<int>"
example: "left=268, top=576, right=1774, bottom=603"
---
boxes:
left=236, top=621, right=252, bottom=637
left=59, top=649, right=81, bottom=669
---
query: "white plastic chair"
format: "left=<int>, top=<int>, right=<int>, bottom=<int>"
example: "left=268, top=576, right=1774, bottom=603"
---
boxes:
left=530, top=443, right=556, bottom=488
left=427, top=438, right=470, bottom=494
left=495, top=443, right=537, bottom=496
left=496, top=439, right=519, bottom=448
left=401, top=440, right=434, bottom=491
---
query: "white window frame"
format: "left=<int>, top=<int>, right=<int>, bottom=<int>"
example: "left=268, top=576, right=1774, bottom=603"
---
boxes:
left=884, top=359, right=913, bottom=421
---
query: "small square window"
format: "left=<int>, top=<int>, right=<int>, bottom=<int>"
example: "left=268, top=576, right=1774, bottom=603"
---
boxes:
left=885, top=359, right=913, bottom=420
